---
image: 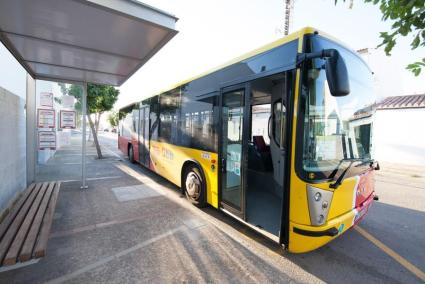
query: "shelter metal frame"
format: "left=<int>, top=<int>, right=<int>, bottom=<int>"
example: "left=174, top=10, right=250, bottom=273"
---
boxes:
left=0, top=0, right=178, bottom=188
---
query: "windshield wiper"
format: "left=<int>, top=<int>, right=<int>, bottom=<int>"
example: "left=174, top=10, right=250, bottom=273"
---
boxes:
left=329, top=158, right=379, bottom=189
left=328, top=158, right=361, bottom=179
left=329, top=160, right=357, bottom=189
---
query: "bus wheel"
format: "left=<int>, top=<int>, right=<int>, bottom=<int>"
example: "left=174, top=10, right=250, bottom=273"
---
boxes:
left=184, top=166, right=206, bottom=208
left=128, top=145, right=135, bottom=163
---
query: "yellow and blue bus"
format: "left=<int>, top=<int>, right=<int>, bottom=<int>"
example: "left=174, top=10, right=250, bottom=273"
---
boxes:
left=118, top=27, right=378, bottom=253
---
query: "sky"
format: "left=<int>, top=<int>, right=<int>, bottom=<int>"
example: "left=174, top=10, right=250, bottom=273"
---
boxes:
left=116, top=0, right=425, bottom=109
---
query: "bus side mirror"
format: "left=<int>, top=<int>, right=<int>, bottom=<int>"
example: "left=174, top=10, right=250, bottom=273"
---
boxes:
left=324, top=49, right=350, bottom=97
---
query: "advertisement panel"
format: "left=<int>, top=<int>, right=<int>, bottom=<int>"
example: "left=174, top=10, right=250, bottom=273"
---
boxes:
left=37, top=109, right=56, bottom=128
left=60, top=110, right=76, bottom=129
left=38, top=131, right=56, bottom=150
left=40, top=92, right=53, bottom=108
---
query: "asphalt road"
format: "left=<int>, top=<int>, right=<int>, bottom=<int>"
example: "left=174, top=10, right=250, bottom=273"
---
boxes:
left=97, top=132, right=425, bottom=283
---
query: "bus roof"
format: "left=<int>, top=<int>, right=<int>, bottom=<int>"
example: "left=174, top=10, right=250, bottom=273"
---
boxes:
left=132, top=26, right=367, bottom=103
left=119, top=101, right=138, bottom=112
left=147, top=27, right=309, bottom=99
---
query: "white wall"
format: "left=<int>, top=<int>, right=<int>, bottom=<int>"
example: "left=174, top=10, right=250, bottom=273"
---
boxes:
left=0, top=87, right=27, bottom=210
left=0, top=42, right=28, bottom=212
left=374, top=108, right=425, bottom=166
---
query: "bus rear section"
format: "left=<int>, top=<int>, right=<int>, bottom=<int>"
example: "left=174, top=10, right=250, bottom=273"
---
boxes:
left=118, top=103, right=139, bottom=163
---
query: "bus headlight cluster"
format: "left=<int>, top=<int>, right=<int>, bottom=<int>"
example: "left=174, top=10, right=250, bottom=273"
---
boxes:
left=307, top=185, right=333, bottom=226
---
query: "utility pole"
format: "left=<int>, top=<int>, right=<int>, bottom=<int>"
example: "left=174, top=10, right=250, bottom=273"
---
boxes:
left=284, top=0, right=294, bottom=35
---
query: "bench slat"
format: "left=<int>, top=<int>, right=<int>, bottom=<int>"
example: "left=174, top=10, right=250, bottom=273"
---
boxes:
left=0, top=183, right=44, bottom=263
left=33, top=182, right=60, bottom=258
left=3, top=182, right=50, bottom=265
left=19, top=182, right=55, bottom=262
left=0, top=183, right=36, bottom=241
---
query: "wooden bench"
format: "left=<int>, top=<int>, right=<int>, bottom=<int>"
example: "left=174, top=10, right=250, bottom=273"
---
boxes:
left=0, top=181, right=60, bottom=266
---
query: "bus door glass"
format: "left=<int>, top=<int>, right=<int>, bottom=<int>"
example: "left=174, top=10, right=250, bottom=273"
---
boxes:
left=219, top=86, right=248, bottom=217
left=139, top=105, right=150, bottom=167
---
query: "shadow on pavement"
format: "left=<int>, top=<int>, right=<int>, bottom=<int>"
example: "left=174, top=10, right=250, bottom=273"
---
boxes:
left=120, top=161, right=425, bottom=284
left=11, top=135, right=424, bottom=284
left=207, top=198, right=425, bottom=284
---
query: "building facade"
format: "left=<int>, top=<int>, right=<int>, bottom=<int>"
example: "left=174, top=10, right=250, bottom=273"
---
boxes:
left=374, top=94, right=425, bottom=166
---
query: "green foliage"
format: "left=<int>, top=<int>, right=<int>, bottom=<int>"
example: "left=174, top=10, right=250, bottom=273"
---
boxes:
left=58, top=82, right=68, bottom=96
left=53, top=97, right=62, bottom=104
left=336, top=0, right=425, bottom=76
left=87, top=84, right=120, bottom=114
left=407, top=58, right=425, bottom=76
left=67, top=83, right=119, bottom=114
left=67, top=85, right=83, bottom=113
left=107, top=111, right=120, bottom=128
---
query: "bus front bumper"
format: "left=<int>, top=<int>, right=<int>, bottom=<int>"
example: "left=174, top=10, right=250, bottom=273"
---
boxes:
left=288, top=192, right=374, bottom=253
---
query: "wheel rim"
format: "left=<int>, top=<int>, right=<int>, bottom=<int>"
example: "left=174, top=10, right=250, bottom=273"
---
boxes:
left=129, top=147, right=133, bottom=160
left=185, top=172, right=201, bottom=200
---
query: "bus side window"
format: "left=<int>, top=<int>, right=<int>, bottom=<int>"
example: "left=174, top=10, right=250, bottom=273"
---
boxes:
left=179, top=94, right=218, bottom=152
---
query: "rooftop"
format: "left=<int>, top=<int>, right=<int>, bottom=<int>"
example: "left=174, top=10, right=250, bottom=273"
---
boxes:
left=377, top=94, right=425, bottom=110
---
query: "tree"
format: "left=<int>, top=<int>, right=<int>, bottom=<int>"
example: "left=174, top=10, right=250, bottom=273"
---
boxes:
left=68, top=84, right=119, bottom=159
left=53, top=82, right=68, bottom=105
left=107, top=111, right=119, bottom=129
left=336, top=0, right=425, bottom=75
left=58, top=82, right=68, bottom=96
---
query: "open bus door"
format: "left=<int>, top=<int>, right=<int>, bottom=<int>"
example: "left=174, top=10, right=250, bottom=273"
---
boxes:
left=138, top=105, right=150, bottom=167
left=219, top=74, right=289, bottom=243
left=218, top=83, right=249, bottom=220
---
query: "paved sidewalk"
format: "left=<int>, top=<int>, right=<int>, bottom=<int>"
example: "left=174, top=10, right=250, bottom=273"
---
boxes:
left=0, top=136, right=318, bottom=283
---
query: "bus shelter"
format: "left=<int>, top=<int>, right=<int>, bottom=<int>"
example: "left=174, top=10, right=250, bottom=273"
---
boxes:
left=0, top=0, right=178, bottom=188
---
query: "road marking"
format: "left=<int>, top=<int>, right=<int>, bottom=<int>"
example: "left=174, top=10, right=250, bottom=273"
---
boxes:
left=46, top=226, right=185, bottom=284
left=355, top=226, right=425, bottom=282
left=0, top=258, right=40, bottom=273
left=50, top=213, right=157, bottom=238
left=61, top=176, right=122, bottom=183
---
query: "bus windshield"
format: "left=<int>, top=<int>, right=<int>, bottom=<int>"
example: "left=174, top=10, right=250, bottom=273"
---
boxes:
left=301, top=36, right=376, bottom=179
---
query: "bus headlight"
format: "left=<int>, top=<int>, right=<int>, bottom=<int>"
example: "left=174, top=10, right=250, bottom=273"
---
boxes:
left=307, top=185, right=333, bottom=226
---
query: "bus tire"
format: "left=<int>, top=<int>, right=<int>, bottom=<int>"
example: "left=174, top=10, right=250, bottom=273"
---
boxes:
left=128, top=145, right=135, bottom=163
left=183, top=165, right=206, bottom=208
